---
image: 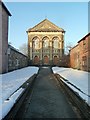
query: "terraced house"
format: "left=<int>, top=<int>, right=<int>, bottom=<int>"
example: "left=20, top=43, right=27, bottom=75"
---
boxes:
left=70, top=33, right=90, bottom=72
left=27, top=19, right=65, bottom=66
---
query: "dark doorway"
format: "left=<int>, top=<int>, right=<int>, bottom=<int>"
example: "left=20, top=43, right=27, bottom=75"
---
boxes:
left=43, top=56, right=49, bottom=65
left=34, top=56, right=39, bottom=64
left=53, top=56, right=59, bottom=65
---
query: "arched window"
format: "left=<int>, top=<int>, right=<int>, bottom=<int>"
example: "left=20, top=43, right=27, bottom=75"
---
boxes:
left=53, top=37, right=59, bottom=49
left=43, top=37, right=49, bottom=48
left=32, top=37, right=40, bottom=49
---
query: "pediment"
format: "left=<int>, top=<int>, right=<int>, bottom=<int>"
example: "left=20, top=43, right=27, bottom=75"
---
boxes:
left=27, top=19, right=65, bottom=32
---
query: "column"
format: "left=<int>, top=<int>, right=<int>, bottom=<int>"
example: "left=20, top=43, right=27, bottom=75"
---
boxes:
left=40, top=40, right=42, bottom=65
left=50, top=39, right=53, bottom=65
left=29, top=40, right=32, bottom=60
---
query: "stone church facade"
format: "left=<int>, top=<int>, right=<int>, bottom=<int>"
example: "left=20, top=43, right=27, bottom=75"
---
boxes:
left=27, top=19, right=65, bottom=66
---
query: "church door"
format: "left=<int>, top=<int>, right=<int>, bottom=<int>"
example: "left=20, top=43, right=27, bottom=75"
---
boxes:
left=34, top=56, right=39, bottom=64
left=43, top=56, right=49, bottom=65
left=53, top=56, right=59, bottom=65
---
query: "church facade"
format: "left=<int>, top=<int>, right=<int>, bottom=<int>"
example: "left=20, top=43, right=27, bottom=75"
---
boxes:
left=27, top=19, right=65, bottom=66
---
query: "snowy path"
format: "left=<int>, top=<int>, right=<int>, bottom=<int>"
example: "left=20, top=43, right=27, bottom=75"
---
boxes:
left=15, top=67, right=78, bottom=118
left=52, top=67, right=90, bottom=106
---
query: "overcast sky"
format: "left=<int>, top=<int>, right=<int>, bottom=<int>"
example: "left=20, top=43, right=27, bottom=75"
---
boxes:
left=5, top=2, right=88, bottom=49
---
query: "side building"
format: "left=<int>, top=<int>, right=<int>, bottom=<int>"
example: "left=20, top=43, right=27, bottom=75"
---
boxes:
left=70, top=33, right=90, bottom=72
left=0, top=1, right=11, bottom=73
left=27, top=19, right=65, bottom=66
left=0, top=1, right=28, bottom=73
left=8, top=45, right=28, bottom=72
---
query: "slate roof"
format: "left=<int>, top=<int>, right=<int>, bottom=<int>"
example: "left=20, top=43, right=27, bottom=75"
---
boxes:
left=27, top=19, right=65, bottom=32
left=0, top=1, right=11, bottom=16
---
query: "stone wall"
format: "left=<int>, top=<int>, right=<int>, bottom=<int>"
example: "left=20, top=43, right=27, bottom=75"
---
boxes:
left=0, top=2, right=11, bottom=74
left=28, top=32, right=65, bottom=66
left=27, top=19, right=65, bottom=66
left=0, top=2, right=2, bottom=74
left=8, top=45, right=28, bottom=72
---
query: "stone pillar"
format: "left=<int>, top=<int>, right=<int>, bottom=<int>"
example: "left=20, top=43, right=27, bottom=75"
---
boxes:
left=40, top=40, right=42, bottom=65
left=30, top=40, right=32, bottom=60
left=62, top=33, right=65, bottom=55
left=50, top=39, right=53, bottom=65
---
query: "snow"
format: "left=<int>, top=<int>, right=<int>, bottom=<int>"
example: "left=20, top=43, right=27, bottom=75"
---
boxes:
left=52, top=67, right=90, bottom=105
left=2, top=88, right=24, bottom=119
left=0, top=66, right=39, bottom=119
left=1, top=66, right=89, bottom=119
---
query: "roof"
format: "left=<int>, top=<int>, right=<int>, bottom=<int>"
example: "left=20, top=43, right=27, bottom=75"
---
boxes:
left=27, top=19, right=65, bottom=32
left=70, top=44, right=78, bottom=51
left=0, top=1, right=11, bottom=16
left=78, top=33, right=90, bottom=43
left=8, top=44, right=27, bottom=57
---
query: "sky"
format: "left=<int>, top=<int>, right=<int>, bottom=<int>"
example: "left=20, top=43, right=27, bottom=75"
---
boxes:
left=4, top=2, right=88, bottom=50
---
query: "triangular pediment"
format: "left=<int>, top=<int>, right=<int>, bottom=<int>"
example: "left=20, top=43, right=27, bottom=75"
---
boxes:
left=27, top=19, right=65, bottom=32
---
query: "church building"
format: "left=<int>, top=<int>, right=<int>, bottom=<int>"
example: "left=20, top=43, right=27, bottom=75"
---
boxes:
left=27, top=19, right=65, bottom=66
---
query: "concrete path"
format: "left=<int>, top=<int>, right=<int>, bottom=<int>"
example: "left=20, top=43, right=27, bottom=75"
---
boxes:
left=22, top=67, right=78, bottom=118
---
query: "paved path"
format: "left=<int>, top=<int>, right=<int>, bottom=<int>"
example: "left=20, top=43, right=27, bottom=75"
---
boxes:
left=19, top=67, right=78, bottom=118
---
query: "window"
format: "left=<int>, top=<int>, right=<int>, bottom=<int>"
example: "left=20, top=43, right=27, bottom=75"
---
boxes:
left=43, top=37, right=49, bottom=48
left=83, top=40, right=87, bottom=50
left=82, top=56, right=87, bottom=66
left=53, top=37, right=59, bottom=49
left=33, top=37, right=40, bottom=49
left=16, top=59, right=19, bottom=66
left=8, top=59, right=12, bottom=66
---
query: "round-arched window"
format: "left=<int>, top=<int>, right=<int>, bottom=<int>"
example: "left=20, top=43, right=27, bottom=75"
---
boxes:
left=42, top=37, right=49, bottom=48
left=32, top=37, right=40, bottom=49
left=53, top=37, right=59, bottom=49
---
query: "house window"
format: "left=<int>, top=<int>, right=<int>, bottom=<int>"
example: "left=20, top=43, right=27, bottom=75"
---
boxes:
left=16, top=59, right=19, bottom=66
left=82, top=56, right=87, bottom=66
left=83, top=40, right=86, bottom=49
left=8, top=59, right=12, bottom=66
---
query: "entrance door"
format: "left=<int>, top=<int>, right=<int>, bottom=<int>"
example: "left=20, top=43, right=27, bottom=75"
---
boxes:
left=53, top=56, right=59, bottom=65
left=44, top=56, right=49, bottom=65
left=34, top=56, right=39, bottom=64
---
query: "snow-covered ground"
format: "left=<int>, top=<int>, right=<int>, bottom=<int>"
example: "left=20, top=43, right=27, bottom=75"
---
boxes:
left=0, top=66, right=39, bottom=120
left=52, top=67, right=90, bottom=106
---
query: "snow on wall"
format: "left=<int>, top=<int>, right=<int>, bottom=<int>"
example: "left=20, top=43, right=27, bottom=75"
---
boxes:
left=1, top=66, right=39, bottom=102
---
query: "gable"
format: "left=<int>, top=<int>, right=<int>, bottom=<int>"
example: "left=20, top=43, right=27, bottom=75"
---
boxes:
left=27, top=19, right=65, bottom=32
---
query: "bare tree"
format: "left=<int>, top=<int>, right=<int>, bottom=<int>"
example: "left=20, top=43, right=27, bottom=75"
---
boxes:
left=65, top=42, right=73, bottom=55
left=19, top=43, right=28, bottom=56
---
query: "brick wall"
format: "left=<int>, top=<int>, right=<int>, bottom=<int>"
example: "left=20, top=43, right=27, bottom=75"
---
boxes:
left=70, top=33, right=90, bottom=72
left=70, top=45, right=80, bottom=69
